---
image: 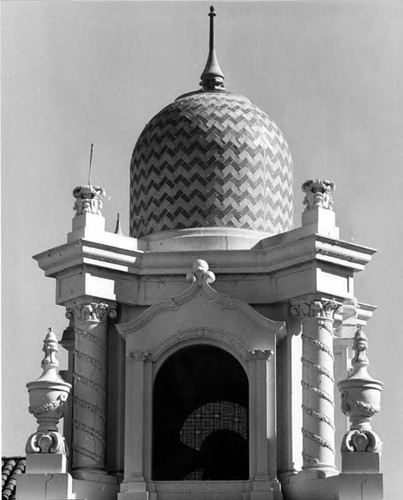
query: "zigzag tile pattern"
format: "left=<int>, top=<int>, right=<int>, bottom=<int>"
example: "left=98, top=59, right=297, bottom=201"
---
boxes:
left=130, top=91, right=293, bottom=238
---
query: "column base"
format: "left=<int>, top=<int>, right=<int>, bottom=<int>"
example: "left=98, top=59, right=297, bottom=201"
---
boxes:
left=72, top=468, right=118, bottom=484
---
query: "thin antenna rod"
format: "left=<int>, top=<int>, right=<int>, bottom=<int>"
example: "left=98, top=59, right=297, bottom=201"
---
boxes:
left=88, top=143, right=94, bottom=185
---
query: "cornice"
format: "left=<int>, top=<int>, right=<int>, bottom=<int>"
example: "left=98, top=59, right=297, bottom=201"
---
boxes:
left=33, top=232, right=376, bottom=279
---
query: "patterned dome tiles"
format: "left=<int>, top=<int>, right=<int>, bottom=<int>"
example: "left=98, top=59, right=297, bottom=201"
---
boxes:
left=130, top=91, right=293, bottom=238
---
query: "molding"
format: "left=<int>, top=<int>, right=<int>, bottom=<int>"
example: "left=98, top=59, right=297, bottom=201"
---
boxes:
left=33, top=230, right=376, bottom=281
left=150, top=327, right=250, bottom=362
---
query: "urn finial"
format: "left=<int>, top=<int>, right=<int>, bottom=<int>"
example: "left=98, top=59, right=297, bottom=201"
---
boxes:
left=338, top=328, right=383, bottom=461
left=25, top=328, right=71, bottom=455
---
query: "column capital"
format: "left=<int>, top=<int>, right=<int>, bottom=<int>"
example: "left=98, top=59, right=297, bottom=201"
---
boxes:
left=247, top=349, right=273, bottom=361
left=66, top=300, right=117, bottom=324
left=302, top=179, right=335, bottom=211
left=128, top=351, right=150, bottom=361
left=290, top=297, right=341, bottom=320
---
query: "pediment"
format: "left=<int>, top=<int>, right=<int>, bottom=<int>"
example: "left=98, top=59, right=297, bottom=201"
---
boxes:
left=117, top=259, right=285, bottom=355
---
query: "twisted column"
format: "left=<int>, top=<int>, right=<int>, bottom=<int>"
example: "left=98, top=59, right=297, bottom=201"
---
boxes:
left=65, top=301, right=116, bottom=474
left=291, top=297, right=340, bottom=471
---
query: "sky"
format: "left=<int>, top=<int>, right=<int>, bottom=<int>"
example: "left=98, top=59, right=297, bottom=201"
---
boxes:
left=2, top=1, right=402, bottom=498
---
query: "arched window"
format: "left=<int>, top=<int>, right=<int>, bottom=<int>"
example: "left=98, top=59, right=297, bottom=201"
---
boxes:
left=152, top=344, right=249, bottom=480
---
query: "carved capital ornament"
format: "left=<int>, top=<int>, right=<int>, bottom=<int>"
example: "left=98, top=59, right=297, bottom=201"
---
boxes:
left=302, top=179, right=335, bottom=211
left=66, top=302, right=116, bottom=324
left=290, top=297, right=340, bottom=320
left=72, top=185, right=105, bottom=216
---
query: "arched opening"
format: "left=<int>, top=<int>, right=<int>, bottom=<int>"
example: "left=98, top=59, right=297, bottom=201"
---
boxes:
left=152, top=344, right=249, bottom=480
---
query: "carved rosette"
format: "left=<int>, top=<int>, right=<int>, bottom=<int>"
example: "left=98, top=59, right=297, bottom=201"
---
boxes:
left=65, top=301, right=116, bottom=472
left=302, top=179, right=335, bottom=212
left=338, top=328, right=383, bottom=454
left=72, top=185, right=105, bottom=216
left=291, top=298, right=340, bottom=470
left=26, top=328, right=71, bottom=455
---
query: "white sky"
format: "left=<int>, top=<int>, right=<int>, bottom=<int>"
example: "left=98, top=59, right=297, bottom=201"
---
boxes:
left=2, top=2, right=403, bottom=498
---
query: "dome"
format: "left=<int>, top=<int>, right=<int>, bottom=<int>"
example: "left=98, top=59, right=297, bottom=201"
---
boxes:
left=129, top=8, right=293, bottom=240
left=130, top=90, right=292, bottom=239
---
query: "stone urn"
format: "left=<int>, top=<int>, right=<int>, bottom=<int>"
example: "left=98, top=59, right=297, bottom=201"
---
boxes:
left=26, top=328, right=71, bottom=454
left=338, top=328, right=383, bottom=453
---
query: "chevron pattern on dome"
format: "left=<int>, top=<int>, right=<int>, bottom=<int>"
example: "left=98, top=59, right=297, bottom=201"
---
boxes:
left=130, top=91, right=293, bottom=238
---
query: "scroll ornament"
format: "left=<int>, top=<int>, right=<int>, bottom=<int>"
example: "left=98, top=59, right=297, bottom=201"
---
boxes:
left=338, top=328, right=383, bottom=453
left=25, top=328, right=71, bottom=454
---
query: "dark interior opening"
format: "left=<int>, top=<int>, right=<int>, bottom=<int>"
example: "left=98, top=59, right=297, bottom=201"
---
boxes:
left=152, top=344, right=249, bottom=480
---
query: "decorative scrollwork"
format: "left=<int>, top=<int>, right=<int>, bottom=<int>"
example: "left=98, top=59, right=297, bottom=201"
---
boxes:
left=26, top=431, right=67, bottom=454
left=302, top=405, right=335, bottom=430
left=301, top=381, right=334, bottom=407
left=28, top=393, right=68, bottom=418
left=302, top=452, right=320, bottom=466
left=302, top=428, right=335, bottom=454
left=342, top=429, right=382, bottom=453
left=354, top=400, right=381, bottom=416
left=301, top=357, right=334, bottom=382
left=301, top=334, right=334, bottom=359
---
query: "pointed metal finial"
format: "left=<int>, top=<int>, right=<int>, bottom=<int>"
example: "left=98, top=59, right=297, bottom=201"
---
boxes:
left=200, top=5, right=225, bottom=91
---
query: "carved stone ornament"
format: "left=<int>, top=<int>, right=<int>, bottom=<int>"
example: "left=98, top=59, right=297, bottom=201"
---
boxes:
left=302, top=179, right=335, bottom=211
left=72, top=185, right=105, bottom=216
left=186, top=259, right=216, bottom=287
left=129, top=351, right=150, bottom=361
left=66, top=302, right=116, bottom=323
left=25, top=328, right=71, bottom=455
left=338, top=328, right=383, bottom=453
left=290, top=297, right=340, bottom=320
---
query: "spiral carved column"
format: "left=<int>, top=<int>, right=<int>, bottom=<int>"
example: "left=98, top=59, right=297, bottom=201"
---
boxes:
left=66, top=301, right=116, bottom=474
left=291, top=297, right=340, bottom=472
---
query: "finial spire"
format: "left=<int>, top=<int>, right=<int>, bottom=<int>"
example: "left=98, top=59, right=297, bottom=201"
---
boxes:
left=200, top=6, right=225, bottom=91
